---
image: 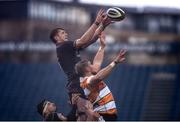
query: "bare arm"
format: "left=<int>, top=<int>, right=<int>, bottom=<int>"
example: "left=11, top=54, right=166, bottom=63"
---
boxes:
left=89, top=49, right=126, bottom=86
left=75, top=9, right=105, bottom=49
left=81, top=16, right=112, bottom=48
left=92, top=32, right=106, bottom=73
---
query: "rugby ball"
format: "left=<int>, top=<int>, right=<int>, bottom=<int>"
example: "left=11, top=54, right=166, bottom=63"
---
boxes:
left=107, top=7, right=125, bottom=21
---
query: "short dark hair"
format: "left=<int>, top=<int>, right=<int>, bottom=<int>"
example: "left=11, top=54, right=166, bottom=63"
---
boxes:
left=50, top=28, right=64, bottom=44
left=75, top=59, right=89, bottom=77
left=37, top=99, right=47, bottom=116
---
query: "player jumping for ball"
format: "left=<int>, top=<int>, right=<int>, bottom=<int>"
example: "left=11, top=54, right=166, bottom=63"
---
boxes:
left=50, top=9, right=115, bottom=121
left=75, top=32, right=126, bottom=121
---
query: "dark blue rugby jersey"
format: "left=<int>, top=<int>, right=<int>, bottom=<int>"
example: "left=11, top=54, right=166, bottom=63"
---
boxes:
left=56, top=41, right=84, bottom=94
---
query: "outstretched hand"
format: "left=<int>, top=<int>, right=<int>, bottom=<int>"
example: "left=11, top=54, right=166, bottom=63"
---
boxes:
left=114, top=49, right=126, bottom=63
left=102, top=15, right=113, bottom=27
left=95, top=9, right=106, bottom=24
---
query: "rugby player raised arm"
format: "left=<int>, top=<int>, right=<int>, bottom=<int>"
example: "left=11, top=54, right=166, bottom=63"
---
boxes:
left=91, top=32, right=106, bottom=74
left=88, top=49, right=126, bottom=86
left=75, top=9, right=112, bottom=49
left=50, top=9, right=113, bottom=121
left=75, top=36, right=126, bottom=121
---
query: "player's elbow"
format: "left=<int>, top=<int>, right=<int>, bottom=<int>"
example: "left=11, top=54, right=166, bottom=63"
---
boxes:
left=75, top=39, right=86, bottom=49
left=76, top=38, right=96, bottom=49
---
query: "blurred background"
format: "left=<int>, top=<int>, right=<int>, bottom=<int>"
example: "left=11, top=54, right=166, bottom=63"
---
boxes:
left=0, top=0, right=180, bottom=120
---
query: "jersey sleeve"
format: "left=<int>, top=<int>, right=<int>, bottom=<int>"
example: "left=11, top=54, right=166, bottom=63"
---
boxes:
left=86, top=75, right=95, bottom=84
left=80, top=76, right=94, bottom=89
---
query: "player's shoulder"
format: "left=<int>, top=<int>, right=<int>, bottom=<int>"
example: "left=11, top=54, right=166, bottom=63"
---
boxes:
left=58, top=40, right=72, bottom=45
left=80, top=75, right=94, bottom=83
left=56, top=41, right=74, bottom=48
left=80, top=77, right=88, bottom=88
left=80, top=75, right=95, bottom=89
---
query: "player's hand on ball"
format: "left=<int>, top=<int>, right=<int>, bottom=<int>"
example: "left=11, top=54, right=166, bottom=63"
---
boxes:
left=114, top=49, right=126, bottom=63
left=99, top=32, right=106, bottom=48
left=95, top=9, right=106, bottom=24
left=102, top=15, right=113, bottom=27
